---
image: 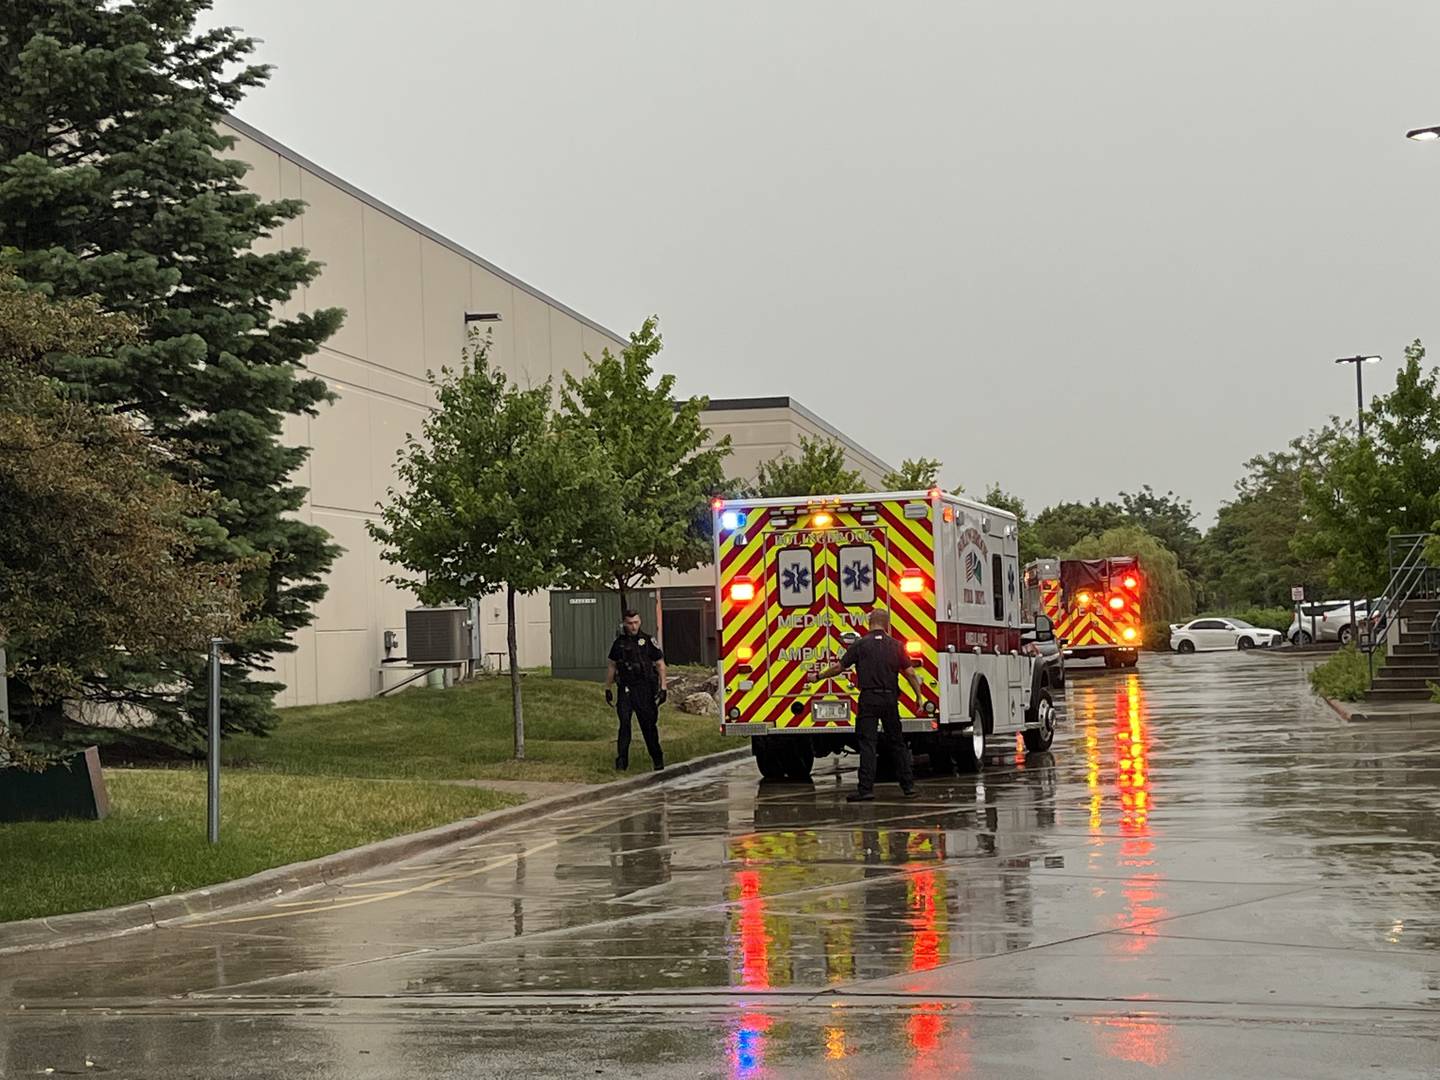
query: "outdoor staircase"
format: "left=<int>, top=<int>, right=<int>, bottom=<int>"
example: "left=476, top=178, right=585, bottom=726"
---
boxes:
left=1365, top=596, right=1440, bottom=703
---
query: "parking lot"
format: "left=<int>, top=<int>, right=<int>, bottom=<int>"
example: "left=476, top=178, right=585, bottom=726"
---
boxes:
left=2, top=654, right=1436, bottom=1078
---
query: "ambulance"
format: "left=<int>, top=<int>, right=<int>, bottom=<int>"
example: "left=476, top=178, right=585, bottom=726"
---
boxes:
left=713, top=489, right=1062, bottom=781
left=1021, top=557, right=1142, bottom=668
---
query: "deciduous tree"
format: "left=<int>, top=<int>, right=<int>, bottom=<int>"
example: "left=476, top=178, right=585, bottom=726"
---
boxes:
left=1298, top=341, right=1440, bottom=596
left=752, top=435, right=863, bottom=498
left=0, top=276, right=243, bottom=746
left=882, top=457, right=943, bottom=491
left=558, top=318, right=731, bottom=608
left=370, top=336, right=614, bottom=758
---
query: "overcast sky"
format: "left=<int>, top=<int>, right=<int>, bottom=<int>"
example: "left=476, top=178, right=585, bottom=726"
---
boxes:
left=212, top=0, right=1440, bottom=523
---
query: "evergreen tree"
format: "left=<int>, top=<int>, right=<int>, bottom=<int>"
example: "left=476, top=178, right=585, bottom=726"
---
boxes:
left=0, top=2, right=343, bottom=743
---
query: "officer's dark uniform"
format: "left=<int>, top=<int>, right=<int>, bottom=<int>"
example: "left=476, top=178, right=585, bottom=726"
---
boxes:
left=838, top=629, right=916, bottom=796
left=608, top=630, right=665, bottom=770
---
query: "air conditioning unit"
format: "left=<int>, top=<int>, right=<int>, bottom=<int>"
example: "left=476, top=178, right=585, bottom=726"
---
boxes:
left=405, top=607, right=470, bottom=663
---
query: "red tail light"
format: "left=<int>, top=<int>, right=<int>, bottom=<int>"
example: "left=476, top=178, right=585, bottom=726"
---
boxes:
left=729, top=579, right=756, bottom=603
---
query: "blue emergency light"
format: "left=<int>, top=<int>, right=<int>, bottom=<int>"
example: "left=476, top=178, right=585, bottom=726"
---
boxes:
left=720, top=510, right=747, bottom=531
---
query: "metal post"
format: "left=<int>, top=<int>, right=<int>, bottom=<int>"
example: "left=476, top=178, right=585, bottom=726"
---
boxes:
left=207, top=638, right=222, bottom=845
left=0, top=643, right=8, bottom=735
left=1355, top=362, right=1365, bottom=439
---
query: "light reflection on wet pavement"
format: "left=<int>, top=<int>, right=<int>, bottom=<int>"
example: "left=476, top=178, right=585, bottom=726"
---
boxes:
left=2, top=656, right=1437, bottom=1077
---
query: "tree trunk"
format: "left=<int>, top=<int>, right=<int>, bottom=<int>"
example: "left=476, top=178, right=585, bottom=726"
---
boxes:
left=616, top=576, right=628, bottom=613
left=507, top=584, right=523, bottom=760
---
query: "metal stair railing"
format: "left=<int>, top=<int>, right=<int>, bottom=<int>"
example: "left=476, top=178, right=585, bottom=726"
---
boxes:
left=1362, top=534, right=1438, bottom=671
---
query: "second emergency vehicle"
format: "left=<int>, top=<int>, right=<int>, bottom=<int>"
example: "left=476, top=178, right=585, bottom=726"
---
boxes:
left=713, top=490, right=1062, bottom=781
left=1022, top=557, right=1142, bottom=668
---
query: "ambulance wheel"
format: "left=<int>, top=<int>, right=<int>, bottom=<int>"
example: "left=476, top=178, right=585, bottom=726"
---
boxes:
left=785, top=739, right=815, bottom=782
left=1022, top=689, right=1056, bottom=753
left=956, top=710, right=987, bottom=774
left=1123, top=652, right=1139, bottom=668
left=1103, top=652, right=1120, bottom=669
left=752, top=737, right=786, bottom=780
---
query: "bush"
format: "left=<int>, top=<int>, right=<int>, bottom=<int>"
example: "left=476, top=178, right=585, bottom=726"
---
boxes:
left=1309, top=645, right=1384, bottom=702
left=1141, top=620, right=1174, bottom=652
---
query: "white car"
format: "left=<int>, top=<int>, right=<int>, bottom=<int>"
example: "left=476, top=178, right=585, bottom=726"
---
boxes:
left=1169, top=618, right=1283, bottom=653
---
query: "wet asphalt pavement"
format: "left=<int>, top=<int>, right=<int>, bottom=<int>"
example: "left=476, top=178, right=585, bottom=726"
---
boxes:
left=2, top=655, right=1437, bottom=1078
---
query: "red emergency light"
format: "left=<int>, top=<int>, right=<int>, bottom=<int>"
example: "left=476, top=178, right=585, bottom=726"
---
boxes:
left=899, top=570, right=925, bottom=595
left=1108, top=596, right=1125, bottom=611
left=729, top=579, right=756, bottom=603
left=1123, top=575, right=1138, bottom=590
left=905, top=640, right=923, bottom=657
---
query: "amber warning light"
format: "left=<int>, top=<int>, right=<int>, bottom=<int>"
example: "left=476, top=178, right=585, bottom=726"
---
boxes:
left=899, top=571, right=925, bottom=595
left=729, top=579, right=756, bottom=603
left=905, top=640, right=923, bottom=656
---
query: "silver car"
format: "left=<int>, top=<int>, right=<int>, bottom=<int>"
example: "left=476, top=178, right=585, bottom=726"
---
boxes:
left=1286, top=600, right=1372, bottom=645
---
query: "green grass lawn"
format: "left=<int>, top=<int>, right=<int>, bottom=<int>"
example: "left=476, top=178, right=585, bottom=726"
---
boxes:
left=228, top=673, right=732, bottom=784
left=0, top=769, right=519, bottom=923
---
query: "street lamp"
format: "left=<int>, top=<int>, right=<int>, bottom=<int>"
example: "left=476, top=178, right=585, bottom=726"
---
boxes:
left=1334, top=355, right=1381, bottom=438
left=1406, top=126, right=1440, bottom=141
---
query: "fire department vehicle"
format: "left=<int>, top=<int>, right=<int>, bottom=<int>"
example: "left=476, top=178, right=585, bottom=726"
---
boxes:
left=1022, top=557, right=1142, bottom=668
left=713, top=490, right=1061, bottom=781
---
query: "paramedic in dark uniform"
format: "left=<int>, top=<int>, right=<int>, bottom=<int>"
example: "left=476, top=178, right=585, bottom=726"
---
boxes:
left=605, top=609, right=669, bottom=771
left=811, top=608, right=919, bottom=801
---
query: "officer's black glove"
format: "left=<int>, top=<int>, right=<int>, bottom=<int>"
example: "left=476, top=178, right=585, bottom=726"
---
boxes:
left=605, top=688, right=614, bottom=707
left=656, top=687, right=669, bottom=707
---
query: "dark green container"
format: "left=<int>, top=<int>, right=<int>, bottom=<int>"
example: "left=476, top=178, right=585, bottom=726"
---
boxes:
left=550, top=590, right=661, bottom=682
left=0, top=745, right=110, bottom=822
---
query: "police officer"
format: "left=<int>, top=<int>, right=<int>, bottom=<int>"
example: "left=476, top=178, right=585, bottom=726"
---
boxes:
left=811, top=608, right=919, bottom=802
left=605, top=609, right=669, bottom=771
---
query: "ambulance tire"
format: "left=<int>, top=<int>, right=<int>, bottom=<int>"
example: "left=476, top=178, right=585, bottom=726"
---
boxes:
left=1022, top=688, right=1056, bottom=753
left=1124, top=652, right=1139, bottom=668
left=1103, top=652, right=1120, bottom=669
left=784, top=738, right=815, bottom=782
left=752, top=737, right=787, bottom=781
left=956, top=706, right=987, bottom=774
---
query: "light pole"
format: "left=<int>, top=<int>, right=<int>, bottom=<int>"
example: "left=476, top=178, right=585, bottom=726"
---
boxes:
left=1334, top=355, right=1380, bottom=438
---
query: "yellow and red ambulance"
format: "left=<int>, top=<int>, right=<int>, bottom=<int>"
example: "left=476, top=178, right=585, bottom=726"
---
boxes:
left=713, top=489, right=1061, bottom=780
left=1022, top=557, right=1142, bottom=668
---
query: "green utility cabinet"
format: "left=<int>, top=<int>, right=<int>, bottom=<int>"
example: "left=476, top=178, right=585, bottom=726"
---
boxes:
left=549, top=589, right=662, bottom=682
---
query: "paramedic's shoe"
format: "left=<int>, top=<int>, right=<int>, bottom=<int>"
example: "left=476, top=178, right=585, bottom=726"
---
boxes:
left=651, top=758, right=665, bottom=772
left=846, top=791, right=875, bottom=803
left=615, top=756, right=628, bottom=771
left=901, top=786, right=919, bottom=798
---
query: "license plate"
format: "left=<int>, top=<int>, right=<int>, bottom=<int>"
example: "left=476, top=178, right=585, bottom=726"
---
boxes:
left=812, top=700, right=849, bottom=722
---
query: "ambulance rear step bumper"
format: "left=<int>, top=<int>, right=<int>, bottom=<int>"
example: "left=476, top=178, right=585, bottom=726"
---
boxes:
left=724, top=720, right=953, bottom=736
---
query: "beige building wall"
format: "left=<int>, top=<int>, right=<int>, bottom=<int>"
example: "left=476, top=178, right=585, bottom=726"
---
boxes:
left=651, top=398, right=894, bottom=592
left=225, top=125, right=894, bottom=698
left=224, top=117, right=628, bottom=705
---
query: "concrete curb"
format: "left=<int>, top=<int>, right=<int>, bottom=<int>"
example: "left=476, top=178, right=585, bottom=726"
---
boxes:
left=0, top=746, right=752, bottom=957
left=1326, top=696, right=1440, bottom=725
